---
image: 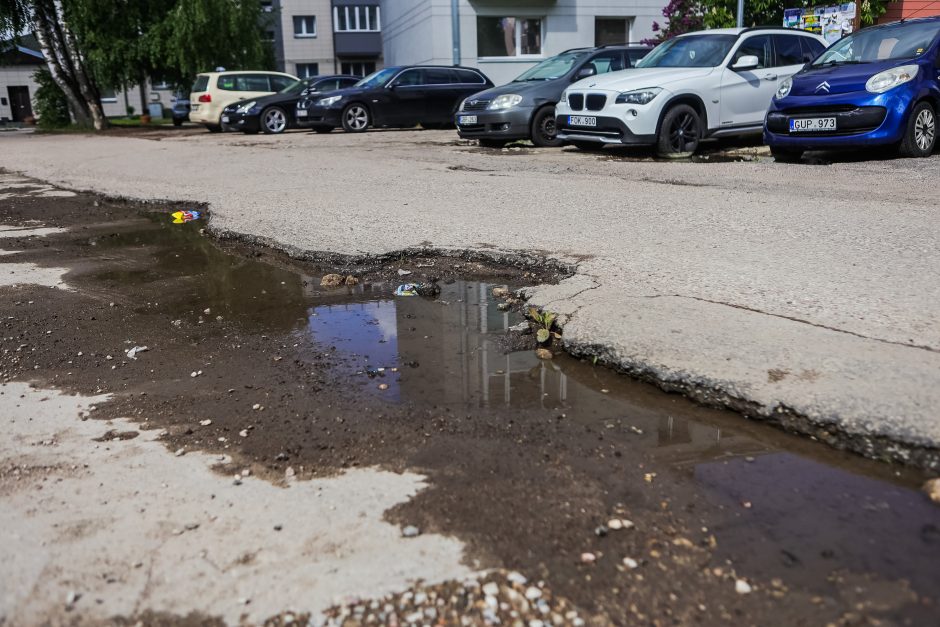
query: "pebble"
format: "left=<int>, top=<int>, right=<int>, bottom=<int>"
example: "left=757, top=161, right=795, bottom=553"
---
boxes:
left=252, top=403, right=262, bottom=410
left=401, top=525, right=420, bottom=538
left=622, top=557, right=639, bottom=569
left=397, top=268, right=412, bottom=276
left=580, top=552, right=596, bottom=564
left=174, top=448, right=185, bottom=457
left=594, top=525, right=608, bottom=537
left=482, top=582, right=500, bottom=597
left=285, top=467, right=295, bottom=478
left=378, top=383, right=389, bottom=390
left=239, top=429, right=248, bottom=438
left=924, top=478, right=940, bottom=503
left=507, top=571, right=527, bottom=585
left=199, top=419, right=212, bottom=426
left=607, top=518, right=634, bottom=530
left=524, top=586, right=542, bottom=600
left=735, top=579, right=753, bottom=594
left=492, top=287, right=510, bottom=298
left=66, top=591, right=80, bottom=606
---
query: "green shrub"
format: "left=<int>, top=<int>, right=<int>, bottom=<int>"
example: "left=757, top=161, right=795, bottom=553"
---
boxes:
left=31, top=68, right=71, bottom=128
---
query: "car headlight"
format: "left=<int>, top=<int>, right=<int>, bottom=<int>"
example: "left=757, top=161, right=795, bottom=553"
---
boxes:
left=459, top=98, right=468, bottom=112
left=487, top=94, right=523, bottom=110
left=865, top=64, right=918, bottom=94
left=559, top=91, right=568, bottom=106
left=775, top=77, right=792, bottom=100
left=614, top=88, right=662, bottom=105
left=317, top=95, right=343, bottom=107
left=235, top=100, right=256, bottom=114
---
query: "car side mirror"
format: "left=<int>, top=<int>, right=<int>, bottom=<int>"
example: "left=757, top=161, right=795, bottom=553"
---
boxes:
left=732, top=55, right=760, bottom=71
left=386, top=82, right=398, bottom=90
left=575, top=66, right=596, bottom=80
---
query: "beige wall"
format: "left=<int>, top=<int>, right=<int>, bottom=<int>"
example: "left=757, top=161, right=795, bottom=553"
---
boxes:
left=280, top=0, right=337, bottom=76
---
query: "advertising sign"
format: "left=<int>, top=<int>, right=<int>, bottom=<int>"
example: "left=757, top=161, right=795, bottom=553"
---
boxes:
left=783, top=2, right=858, bottom=42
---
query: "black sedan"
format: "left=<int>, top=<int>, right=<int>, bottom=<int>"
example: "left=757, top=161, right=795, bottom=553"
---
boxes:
left=295, top=65, right=493, bottom=133
left=222, top=75, right=359, bottom=134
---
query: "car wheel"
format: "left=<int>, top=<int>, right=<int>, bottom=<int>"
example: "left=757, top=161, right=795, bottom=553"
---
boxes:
left=341, top=104, right=370, bottom=132
left=312, top=126, right=334, bottom=134
left=771, top=147, right=803, bottom=163
left=571, top=141, right=602, bottom=151
left=206, top=124, right=222, bottom=133
left=261, top=106, right=288, bottom=134
left=531, top=106, right=562, bottom=148
left=478, top=139, right=507, bottom=149
left=656, top=104, right=701, bottom=158
left=173, top=118, right=183, bottom=127
left=899, top=101, right=936, bottom=158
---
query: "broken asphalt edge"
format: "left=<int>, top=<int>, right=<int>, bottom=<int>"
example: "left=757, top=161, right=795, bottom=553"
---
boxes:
left=4, top=169, right=937, bottom=471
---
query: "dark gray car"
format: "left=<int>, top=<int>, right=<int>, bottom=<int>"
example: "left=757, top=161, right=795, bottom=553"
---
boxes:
left=455, top=44, right=651, bottom=147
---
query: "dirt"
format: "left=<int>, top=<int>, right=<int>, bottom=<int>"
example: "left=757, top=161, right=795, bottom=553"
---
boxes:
left=1, top=176, right=939, bottom=626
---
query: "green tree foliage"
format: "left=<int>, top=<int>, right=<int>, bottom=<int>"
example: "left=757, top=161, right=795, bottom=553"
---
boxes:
left=31, top=66, right=71, bottom=127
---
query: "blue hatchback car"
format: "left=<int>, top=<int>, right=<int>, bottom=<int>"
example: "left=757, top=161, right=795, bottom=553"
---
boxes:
left=765, top=17, right=940, bottom=161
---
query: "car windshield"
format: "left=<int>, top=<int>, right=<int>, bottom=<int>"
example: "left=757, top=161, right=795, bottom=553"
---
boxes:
left=354, top=68, right=399, bottom=88
left=813, top=21, right=940, bottom=66
left=279, top=79, right=309, bottom=95
left=637, top=34, right=738, bottom=68
left=513, top=52, right=586, bottom=81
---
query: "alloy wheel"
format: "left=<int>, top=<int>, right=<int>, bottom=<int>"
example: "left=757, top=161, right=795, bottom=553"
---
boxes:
left=264, top=108, right=287, bottom=134
left=668, top=112, right=698, bottom=153
left=345, top=106, right=368, bottom=131
left=914, top=108, right=936, bottom=153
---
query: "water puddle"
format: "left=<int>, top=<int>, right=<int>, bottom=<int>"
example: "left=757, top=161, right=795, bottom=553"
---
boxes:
left=1, top=192, right=938, bottom=623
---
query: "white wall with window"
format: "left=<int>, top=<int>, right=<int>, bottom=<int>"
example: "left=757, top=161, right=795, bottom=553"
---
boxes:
left=381, top=0, right=659, bottom=86
left=295, top=62, right=320, bottom=77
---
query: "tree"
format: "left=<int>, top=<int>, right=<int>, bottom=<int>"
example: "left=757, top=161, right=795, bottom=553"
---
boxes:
left=1, top=0, right=272, bottom=130
left=31, top=66, right=71, bottom=127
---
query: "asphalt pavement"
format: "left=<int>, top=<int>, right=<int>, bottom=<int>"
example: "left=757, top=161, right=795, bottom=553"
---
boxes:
left=3, top=128, right=939, bottom=467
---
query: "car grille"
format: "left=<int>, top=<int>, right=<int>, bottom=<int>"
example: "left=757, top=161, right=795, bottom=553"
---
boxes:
left=462, top=99, right=491, bottom=112
left=568, top=94, right=584, bottom=111
left=585, top=94, right=607, bottom=111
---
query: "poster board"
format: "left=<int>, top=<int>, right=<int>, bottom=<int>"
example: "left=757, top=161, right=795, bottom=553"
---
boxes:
left=783, top=2, right=859, bottom=43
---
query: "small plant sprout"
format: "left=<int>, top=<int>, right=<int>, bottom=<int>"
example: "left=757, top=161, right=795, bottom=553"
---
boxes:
left=528, top=307, right=558, bottom=345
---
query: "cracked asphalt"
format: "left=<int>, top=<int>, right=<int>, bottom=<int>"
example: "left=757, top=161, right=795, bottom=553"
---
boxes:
left=2, top=127, right=939, bottom=467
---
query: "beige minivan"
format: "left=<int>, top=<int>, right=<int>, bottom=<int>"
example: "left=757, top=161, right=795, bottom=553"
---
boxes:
left=189, top=71, right=299, bottom=132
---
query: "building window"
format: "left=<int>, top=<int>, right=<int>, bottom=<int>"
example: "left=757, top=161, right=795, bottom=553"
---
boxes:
left=296, top=62, right=320, bottom=78
left=293, top=15, right=316, bottom=37
left=263, top=29, right=276, bottom=42
left=260, top=1, right=273, bottom=12
left=341, top=61, right=376, bottom=76
left=595, top=18, right=631, bottom=46
left=100, top=88, right=117, bottom=103
left=477, top=17, right=542, bottom=57
left=333, top=5, right=380, bottom=32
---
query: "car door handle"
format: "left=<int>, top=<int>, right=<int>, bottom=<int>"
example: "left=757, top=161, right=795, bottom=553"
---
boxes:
left=762, top=73, right=778, bottom=81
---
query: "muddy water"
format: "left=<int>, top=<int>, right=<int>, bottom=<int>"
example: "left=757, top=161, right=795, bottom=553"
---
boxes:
left=1, top=188, right=938, bottom=625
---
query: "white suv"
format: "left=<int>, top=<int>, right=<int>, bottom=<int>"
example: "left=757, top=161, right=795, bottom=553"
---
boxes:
left=556, top=28, right=828, bottom=156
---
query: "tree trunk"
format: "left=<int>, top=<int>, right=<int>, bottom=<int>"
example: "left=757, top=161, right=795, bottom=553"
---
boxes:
left=32, top=0, right=108, bottom=130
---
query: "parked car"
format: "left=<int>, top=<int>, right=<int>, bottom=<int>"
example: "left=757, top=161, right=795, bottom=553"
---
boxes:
left=765, top=17, right=940, bottom=161
left=295, top=65, right=494, bottom=133
left=221, top=75, right=359, bottom=134
left=171, top=93, right=190, bottom=127
left=456, top=44, right=652, bottom=148
left=189, top=70, right=298, bottom=132
left=555, top=27, right=828, bottom=157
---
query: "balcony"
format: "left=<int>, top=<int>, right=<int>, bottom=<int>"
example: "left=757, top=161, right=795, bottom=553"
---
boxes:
left=334, top=31, right=382, bottom=57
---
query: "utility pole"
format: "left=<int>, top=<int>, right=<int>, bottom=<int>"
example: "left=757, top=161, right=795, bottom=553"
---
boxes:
left=736, top=0, right=744, bottom=28
left=451, top=0, right=461, bottom=65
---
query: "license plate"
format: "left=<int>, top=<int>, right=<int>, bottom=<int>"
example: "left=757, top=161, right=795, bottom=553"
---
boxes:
left=297, top=109, right=308, bottom=117
left=458, top=115, right=477, bottom=125
left=221, top=116, right=230, bottom=123
left=569, top=115, right=597, bottom=127
left=191, top=104, right=200, bottom=111
left=789, top=117, right=836, bottom=132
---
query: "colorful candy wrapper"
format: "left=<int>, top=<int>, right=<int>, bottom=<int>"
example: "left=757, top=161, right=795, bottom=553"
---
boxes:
left=172, top=210, right=201, bottom=224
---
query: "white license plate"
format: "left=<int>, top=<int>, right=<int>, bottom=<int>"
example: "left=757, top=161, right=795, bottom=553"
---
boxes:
left=191, top=104, right=200, bottom=111
left=458, top=115, right=478, bottom=125
left=789, top=117, right=836, bottom=132
left=221, top=116, right=230, bottom=123
left=297, top=109, right=308, bottom=117
left=569, top=115, right=597, bottom=127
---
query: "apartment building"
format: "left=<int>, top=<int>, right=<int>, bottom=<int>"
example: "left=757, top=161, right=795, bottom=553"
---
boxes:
left=382, top=0, right=661, bottom=85
left=269, top=0, right=383, bottom=77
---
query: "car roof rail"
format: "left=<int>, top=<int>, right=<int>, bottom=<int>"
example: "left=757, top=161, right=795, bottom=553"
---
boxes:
left=741, top=25, right=819, bottom=34
left=596, top=42, right=652, bottom=48
left=559, top=47, right=594, bottom=54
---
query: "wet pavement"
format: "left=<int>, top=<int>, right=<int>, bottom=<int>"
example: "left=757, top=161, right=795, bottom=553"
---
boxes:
left=1, top=177, right=939, bottom=625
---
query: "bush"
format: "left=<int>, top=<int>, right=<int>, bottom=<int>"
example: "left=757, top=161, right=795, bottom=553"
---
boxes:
left=31, top=68, right=71, bottom=128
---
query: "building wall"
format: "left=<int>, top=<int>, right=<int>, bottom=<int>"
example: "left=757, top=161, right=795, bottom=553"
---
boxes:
left=279, top=0, right=339, bottom=76
left=382, top=0, right=661, bottom=86
left=0, top=64, right=40, bottom=122
left=880, top=0, right=940, bottom=22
